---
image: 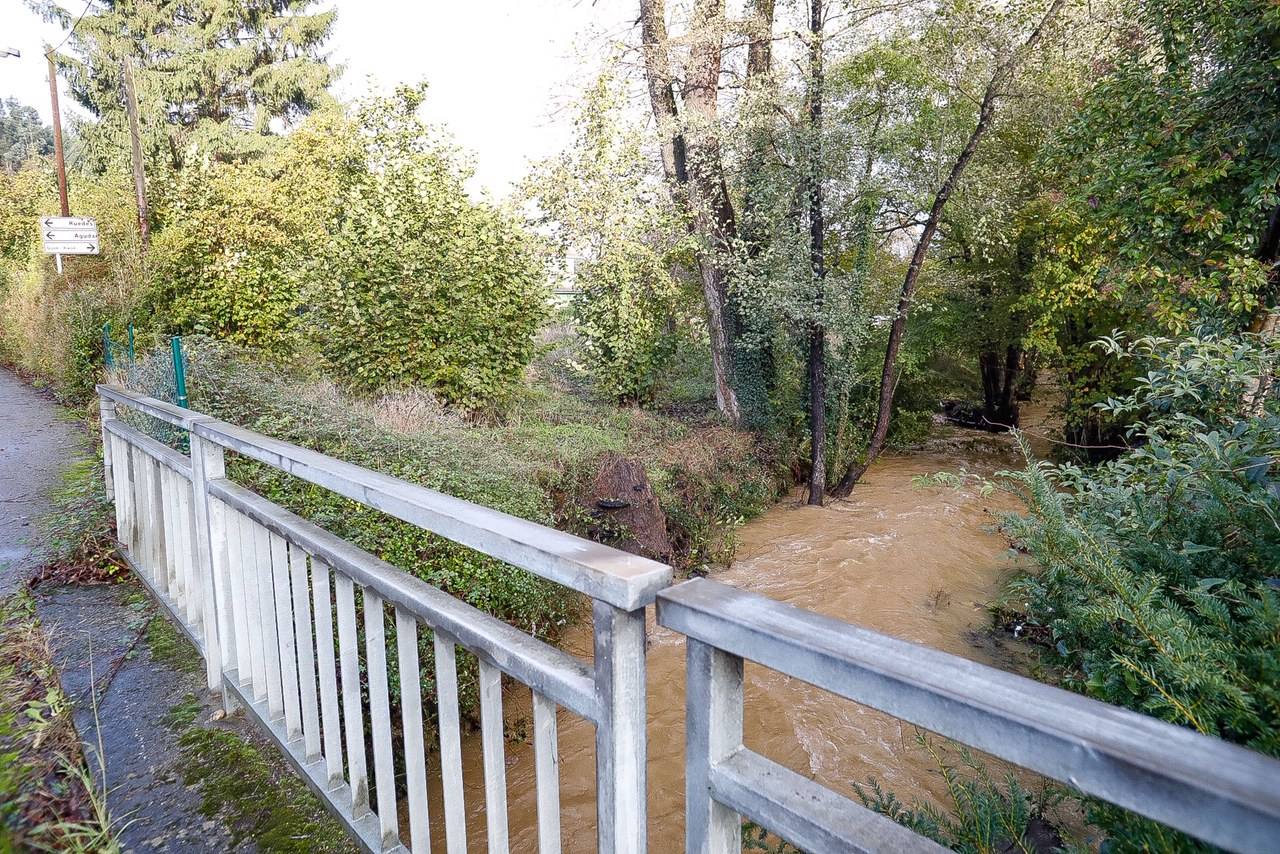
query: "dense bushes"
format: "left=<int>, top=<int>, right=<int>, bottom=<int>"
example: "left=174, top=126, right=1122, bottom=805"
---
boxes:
left=0, top=166, right=146, bottom=397
left=311, top=88, right=546, bottom=409
left=2, top=88, right=547, bottom=412
left=997, top=330, right=1280, bottom=846
left=525, top=72, right=697, bottom=405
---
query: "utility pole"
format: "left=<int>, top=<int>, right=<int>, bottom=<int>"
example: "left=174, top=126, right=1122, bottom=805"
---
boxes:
left=45, top=49, right=70, bottom=217
left=122, top=55, right=149, bottom=252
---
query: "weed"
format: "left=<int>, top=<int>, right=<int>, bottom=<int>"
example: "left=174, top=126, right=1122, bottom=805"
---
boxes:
left=0, top=591, right=120, bottom=851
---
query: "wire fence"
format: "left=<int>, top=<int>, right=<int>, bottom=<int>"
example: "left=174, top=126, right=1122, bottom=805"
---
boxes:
left=104, top=323, right=190, bottom=448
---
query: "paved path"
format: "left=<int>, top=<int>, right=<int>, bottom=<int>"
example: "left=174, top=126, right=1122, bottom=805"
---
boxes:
left=0, top=368, right=350, bottom=852
left=0, top=369, right=87, bottom=595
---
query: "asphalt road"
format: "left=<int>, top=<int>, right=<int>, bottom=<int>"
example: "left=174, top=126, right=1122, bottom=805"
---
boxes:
left=0, top=368, right=86, bottom=595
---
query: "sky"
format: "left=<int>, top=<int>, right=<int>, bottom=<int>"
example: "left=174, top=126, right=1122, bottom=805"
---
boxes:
left=0, top=0, right=637, bottom=197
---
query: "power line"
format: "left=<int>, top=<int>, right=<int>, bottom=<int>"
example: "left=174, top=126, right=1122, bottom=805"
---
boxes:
left=44, top=0, right=96, bottom=59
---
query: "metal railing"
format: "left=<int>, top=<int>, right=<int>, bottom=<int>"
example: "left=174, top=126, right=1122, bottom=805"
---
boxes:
left=657, top=578, right=1280, bottom=854
left=98, top=381, right=1280, bottom=854
left=97, top=384, right=670, bottom=854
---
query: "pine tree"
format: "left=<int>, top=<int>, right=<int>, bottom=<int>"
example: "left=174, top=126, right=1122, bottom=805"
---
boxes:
left=0, top=98, right=54, bottom=171
left=34, top=0, right=336, bottom=169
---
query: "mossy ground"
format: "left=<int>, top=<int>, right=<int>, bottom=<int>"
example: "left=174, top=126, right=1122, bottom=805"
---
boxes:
left=162, top=693, right=353, bottom=853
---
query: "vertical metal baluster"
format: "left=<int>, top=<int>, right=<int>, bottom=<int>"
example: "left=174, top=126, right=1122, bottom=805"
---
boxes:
left=161, top=465, right=179, bottom=599
left=129, top=444, right=145, bottom=560
left=532, top=691, right=561, bottom=854
left=177, top=472, right=197, bottom=625
left=243, top=516, right=267, bottom=700
left=395, top=608, right=430, bottom=854
left=335, top=573, right=370, bottom=815
left=434, top=633, right=467, bottom=854
left=480, top=659, right=509, bottom=854
left=272, top=537, right=302, bottom=741
left=134, top=447, right=151, bottom=579
left=311, top=560, right=345, bottom=790
left=259, top=528, right=284, bottom=721
left=114, top=434, right=132, bottom=548
left=363, top=589, right=399, bottom=848
left=150, top=455, right=168, bottom=589
left=289, top=547, right=322, bottom=763
left=229, top=511, right=252, bottom=684
left=210, top=496, right=236, bottom=679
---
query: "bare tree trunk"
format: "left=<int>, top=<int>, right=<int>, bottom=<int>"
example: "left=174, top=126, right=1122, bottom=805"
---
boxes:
left=122, top=56, right=150, bottom=253
left=1244, top=194, right=1280, bottom=414
left=639, top=0, right=687, bottom=186
left=806, top=0, right=827, bottom=505
left=831, top=0, right=1066, bottom=497
left=640, top=0, right=742, bottom=425
left=737, top=0, right=778, bottom=426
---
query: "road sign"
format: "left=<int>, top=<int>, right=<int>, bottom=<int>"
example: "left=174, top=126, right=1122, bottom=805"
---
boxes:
left=40, top=216, right=99, bottom=255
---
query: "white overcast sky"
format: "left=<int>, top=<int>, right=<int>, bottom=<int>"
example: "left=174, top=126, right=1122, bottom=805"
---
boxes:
left=0, top=0, right=638, bottom=197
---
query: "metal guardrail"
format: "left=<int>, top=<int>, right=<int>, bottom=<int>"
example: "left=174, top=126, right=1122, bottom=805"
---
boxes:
left=97, top=384, right=670, bottom=854
left=97, top=382, right=1280, bottom=854
left=657, top=578, right=1280, bottom=854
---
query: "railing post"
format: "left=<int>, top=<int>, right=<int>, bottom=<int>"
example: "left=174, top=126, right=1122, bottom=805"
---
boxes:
left=188, top=426, right=226, bottom=695
left=685, top=638, right=743, bottom=854
left=98, top=393, right=116, bottom=497
left=593, top=600, right=647, bottom=853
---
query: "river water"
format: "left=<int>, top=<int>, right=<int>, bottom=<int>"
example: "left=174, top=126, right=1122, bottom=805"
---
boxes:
left=421, top=419, right=1049, bottom=852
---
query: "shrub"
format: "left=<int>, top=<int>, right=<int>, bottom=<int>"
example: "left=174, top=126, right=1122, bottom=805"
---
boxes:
left=0, top=165, right=147, bottom=399
left=524, top=70, right=695, bottom=405
left=997, top=330, right=1280, bottom=847
left=307, top=86, right=547, bottom=411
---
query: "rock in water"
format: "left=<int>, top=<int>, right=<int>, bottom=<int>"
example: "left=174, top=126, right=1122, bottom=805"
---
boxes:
left=584, top=452, right=672, bottom=561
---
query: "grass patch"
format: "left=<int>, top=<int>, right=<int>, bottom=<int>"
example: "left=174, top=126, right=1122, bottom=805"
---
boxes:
left=164, top=694, right=353, bottom=853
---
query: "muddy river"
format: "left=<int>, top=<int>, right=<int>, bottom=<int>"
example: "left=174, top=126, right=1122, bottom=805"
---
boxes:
left=421, top=420, right=1050, bottom=852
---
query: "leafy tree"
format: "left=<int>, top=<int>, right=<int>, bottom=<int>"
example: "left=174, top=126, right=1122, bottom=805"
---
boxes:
left=1025, top=0, right=1280, bottom=445
left=34, top=0, right=336, bottom=169
left=308, top=86, right=547, bottom=411
left=0, top=98, right=53, bottom=172
left=525, top=71, right=694, bottom=405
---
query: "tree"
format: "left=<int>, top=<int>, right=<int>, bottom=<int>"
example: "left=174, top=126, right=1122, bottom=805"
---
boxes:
left=0, top=98, right=54, bottom=172
left=34, top=0, right=336, bottom=170
left=805, top=0, right=828, bottom=504
left=524, top=70, right=693, bottom=404
left=639, top=0, right=743, bottom=424
left=1025, top=0, right=1280, bottom=434
left=832, top=0, right=1069, bottom=496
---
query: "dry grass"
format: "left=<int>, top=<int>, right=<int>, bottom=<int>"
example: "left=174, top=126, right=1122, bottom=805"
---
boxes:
left=0, top=591, right=121, bottom=852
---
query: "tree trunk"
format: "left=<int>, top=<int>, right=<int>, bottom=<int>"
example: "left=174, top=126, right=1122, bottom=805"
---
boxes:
left=736, top=0, right=778, bottom=427
left=805, top=0, right=827, bottom=505
left=639, top=0, right=687, bottom=187
left=831, top=0, right=1066, bottom=497
left=640, top=0, right=742, bottom=425
left=979, top=345, right=1022, bottom=430
left=1245, top=194, right=1280, bottom=415
left=122, top=56, right=150, bottom=253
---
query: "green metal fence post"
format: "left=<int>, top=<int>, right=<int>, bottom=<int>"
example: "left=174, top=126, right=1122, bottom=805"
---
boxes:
left=171, top=335, right=189, bottom=409
left=128, top=324, right=136, bottom=361
left=103, top=322, right=114, bottom=368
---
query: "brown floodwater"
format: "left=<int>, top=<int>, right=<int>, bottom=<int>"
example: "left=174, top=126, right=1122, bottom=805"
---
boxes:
left=417, top=416, right=1053, bottom=853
